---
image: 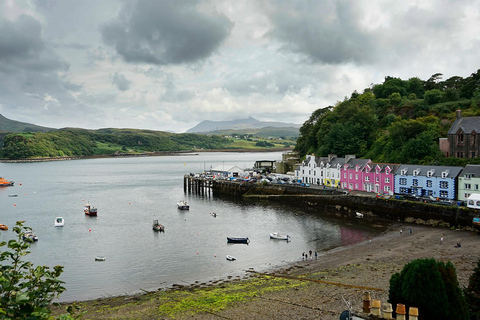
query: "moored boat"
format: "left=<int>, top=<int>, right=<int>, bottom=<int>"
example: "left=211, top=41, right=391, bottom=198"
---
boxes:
left=227, top=237, right=249, bottom=244
left=95, top=256, right=106, bottom=261
left=177, top=200, right=189, bottom=210
left=54, top=217, right=64, bottom=227
left=226, top=255, right=236, bottom=261
left=0, top=176, right=14, bottom=187
left=0, top=224, right=8, bottom=230
left=84, top=202, right=97, bottom=216
left=153, top=220, right=165, bottom=232
left=269, top=232, right=290, bottom=241
left=473, top=217, right=480, bottom=231
left=23, top=231, right=39, bottom=242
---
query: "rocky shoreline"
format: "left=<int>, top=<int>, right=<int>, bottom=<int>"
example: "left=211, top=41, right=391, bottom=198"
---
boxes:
left=52, top=223, right=479, bottom=319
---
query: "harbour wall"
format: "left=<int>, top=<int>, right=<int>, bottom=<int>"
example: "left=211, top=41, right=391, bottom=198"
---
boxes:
left=183, top=176, right=479, bottom=230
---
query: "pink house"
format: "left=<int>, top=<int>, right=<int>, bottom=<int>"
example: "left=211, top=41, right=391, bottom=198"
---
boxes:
left=341, top=157, right=371, bottom=191
left=361, top=163, right=399, bottom=194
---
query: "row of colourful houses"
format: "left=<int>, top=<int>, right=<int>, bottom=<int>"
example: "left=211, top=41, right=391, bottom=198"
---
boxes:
left=294, top=154, right=480, bottom=202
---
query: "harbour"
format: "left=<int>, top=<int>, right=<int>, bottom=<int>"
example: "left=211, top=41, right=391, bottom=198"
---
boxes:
left=0, top=152, right=387, bottom=302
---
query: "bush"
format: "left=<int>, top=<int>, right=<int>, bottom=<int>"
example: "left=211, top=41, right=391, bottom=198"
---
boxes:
left=389, top=258, right=468, bottom=320
left=465, top=258, right=480, bottom=319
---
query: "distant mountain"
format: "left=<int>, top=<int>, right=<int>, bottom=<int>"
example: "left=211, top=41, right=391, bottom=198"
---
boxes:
left=0, top=114, right=54, bottom=133
left=186, top=117, right=301, bottom=133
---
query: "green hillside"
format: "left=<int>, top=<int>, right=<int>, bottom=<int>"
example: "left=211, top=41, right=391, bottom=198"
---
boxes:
left=204, top=126, right=299, bottom=139
left=0, top=114, right=53, bottom=133
left=0, top=128, right=233, bottom=159
left=295, top=70, right=480, bottom=166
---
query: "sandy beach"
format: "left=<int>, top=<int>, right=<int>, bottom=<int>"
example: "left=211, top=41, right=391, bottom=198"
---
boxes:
left=54, top=223, right=479, bottom=319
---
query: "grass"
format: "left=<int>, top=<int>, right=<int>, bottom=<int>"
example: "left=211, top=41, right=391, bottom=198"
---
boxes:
left=58, top=275, right=306, bottom=319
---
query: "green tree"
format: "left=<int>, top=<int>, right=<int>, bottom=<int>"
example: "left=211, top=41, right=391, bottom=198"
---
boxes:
left=424, top=89, right=445, bottom=105
left=0, top=222, right=80, bottom=319
left=389, top=258, right=468, bottom=320
left=465, top=258, right=480, bottom=319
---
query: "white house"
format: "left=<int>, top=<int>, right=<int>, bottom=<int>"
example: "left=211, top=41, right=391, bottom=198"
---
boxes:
left=211, top=165, right=246, bottom=178
left=467, top=193, right=480, bottom=209
left=295, top=154, right=345, bottom=187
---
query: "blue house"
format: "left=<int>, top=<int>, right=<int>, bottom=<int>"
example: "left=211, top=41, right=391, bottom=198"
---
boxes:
left=394, top=164, right=463, bottom=200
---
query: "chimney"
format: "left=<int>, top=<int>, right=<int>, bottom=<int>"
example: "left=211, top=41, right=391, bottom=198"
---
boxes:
left=328, top=154, right=336, bottom=162
left=345, top=155, right=356, bottom=163
left=456, top=109, right=462, bottom=119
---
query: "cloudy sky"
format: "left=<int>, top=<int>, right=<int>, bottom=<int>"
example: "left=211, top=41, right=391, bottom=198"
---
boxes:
left=0, top=0, right=479, bottom=133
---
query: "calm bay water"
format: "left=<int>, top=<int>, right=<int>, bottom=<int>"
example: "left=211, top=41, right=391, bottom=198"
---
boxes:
left=0, top=152, right=386, bottom=302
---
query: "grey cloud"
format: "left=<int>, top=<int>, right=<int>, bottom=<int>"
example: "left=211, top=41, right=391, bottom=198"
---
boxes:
left=161, top=74, right=195, bottom=102
left=112, top=72, right=131, bottom=91
left=267, top=1, right=375, bottom=65
left=101, top=0, right=233, bottom=65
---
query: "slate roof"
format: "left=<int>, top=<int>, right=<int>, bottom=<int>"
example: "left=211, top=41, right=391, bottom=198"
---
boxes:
left=395, top=164, right=463, bottom=178
left=344, top=158, right=370, bottom=170
left=460, top=164, right=480, bottom=177
left=368, top=163, right=401, bottom=173
left=447, top=117, right=480, bottom=135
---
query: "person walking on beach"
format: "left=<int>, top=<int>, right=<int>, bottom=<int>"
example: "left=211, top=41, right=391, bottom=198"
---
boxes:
left=315, top=251, right=318, bottom=260
left=309, top=250, right=312, bottom=260
left=302, top=252, right=305, bottom=261
left=440, top=237, right=444, bottom=245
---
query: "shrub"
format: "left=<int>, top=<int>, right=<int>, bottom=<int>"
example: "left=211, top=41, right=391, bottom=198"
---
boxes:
left=388, top=258, right=468, bottom=320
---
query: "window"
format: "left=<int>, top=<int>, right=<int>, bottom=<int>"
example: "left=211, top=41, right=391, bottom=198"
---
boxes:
left=476, top=184, right=479, bottom=190
left=355, top=183, right=358, bottom=189
left=309, top=170, right=311, bottom=175
left=413, top=170, right=419, bottom=176
left=427, top=170, right=434, bottom=177
left=349, top=173, right=352, bottom=179
left=400, top=187, right=407, bottom=193
left=465, top=174, right=472, bottom=179
left=349, top=183, right=353, bottom=189
left=365, top=176, right=370, bottom=181
left=442, top=170, right=449, bottom=178
left=457, top=132, right=464, bottom=144
left=344, top=173, right=347, bottom=178
left=355, top=174, right=358, bottom=180
left=465, top=193, right=471, bottom=198
left=314, top=171, right=316, bottom=176
left=426, top=180, right=432, bottom=187
left=401, top=169, right=407, bottom=175
left=440, top=191, right=448, bottom=198
left=465, top=184, right=471, bottom=190
left=384, top=186, right=391, bottom=192
left=302, top=170, right=304, bottom=174
left=399, top=178, right=407, bottom=185
left=412, top=179, right=418, bottom=186
left=440, top=181, right=449, bottom=189
left=385, top=177, right=390, bottom=183
left=426, top=190, right=433, bottom=196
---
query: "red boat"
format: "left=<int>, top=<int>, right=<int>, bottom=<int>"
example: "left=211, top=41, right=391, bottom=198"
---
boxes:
left=84, top=202, right=98, bottom=216
left=0, top=177, right=14, bottom=187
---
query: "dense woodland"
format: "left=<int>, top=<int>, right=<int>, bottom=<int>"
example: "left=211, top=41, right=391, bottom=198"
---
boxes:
left=0, top=128, right=232, bottom=159
left=295, top=70, right=480, bottom=166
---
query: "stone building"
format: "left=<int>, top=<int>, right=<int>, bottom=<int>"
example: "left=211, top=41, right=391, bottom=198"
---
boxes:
left=442, top=110, right=480, bottom=158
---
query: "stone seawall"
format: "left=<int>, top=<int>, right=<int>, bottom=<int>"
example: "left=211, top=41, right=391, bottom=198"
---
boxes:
left=205, top=180, right=479, bottom=230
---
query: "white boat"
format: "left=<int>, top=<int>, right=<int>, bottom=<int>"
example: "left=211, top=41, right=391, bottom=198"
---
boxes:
left=356, top=212, right=364, bottom=218
left=226, top=255, right=236, bottom=261
left=177, top=200, right=189, bottom=210
left=95, top=256, right=106, bottom=261
left=270, top=232, right=290, bottom=241
left=23, top=231, right=39, bottom=242
left=54, top=217, right=64, bottom=227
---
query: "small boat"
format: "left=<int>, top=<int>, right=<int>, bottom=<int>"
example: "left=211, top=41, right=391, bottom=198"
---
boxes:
left=0, top=176, right=14, bottom=187
left=270, top=232, right=290, bottom=241
left=226, top=255, right=236, bottom=261
left=95, top=256, right=106, bottom=261
left=54, top=217, right=64, bottom=227
left=210, top=212, right=217, bottom=217
left=8, top=194, right=17, bottom=197
left=227, top=237, right=249, bottom=244
left=84, top=202, right=98, bottom=216
left=0, top=224, right=8, bottom=231
left=23, top=231, right=39, bottom=242
left=177, top=200, right=189, bottom=210
left=356, top=212, right=364, bottom=218
left=152, top=220, right=165, bottom=232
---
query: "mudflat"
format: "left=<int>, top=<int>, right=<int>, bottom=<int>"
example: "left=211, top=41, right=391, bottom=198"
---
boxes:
left=54, top=224, right=479, bottom=319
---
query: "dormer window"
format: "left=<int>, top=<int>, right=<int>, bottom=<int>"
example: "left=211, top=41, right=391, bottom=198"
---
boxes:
left=427, top=170, right=435, bottom=177
left=413, top=169, right=420, bottom=176
left=385, top=166, right=391, bottom=174
left=375, top=166, right=381, bottom=174
left=401, top=169, right=407, bottom=175
left=465, top=174, right=472, bottom=180
left=442, top=170, right=449, bottom=178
